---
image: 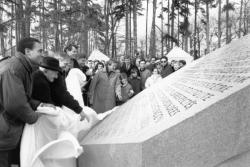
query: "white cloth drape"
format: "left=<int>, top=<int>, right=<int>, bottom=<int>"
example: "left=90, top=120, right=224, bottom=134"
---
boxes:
left=20, top=68, right=103, bottom=167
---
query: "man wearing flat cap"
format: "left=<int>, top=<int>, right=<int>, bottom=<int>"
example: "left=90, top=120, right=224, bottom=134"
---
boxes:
left=32, top=56, right=91, bottom=121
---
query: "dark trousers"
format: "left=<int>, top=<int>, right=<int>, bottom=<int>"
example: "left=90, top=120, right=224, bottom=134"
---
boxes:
left=9, top=144, right=20, bottom=166
left=0, top=150, right=9, bottom=167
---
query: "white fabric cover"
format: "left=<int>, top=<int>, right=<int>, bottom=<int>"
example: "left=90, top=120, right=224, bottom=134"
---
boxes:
left=20, top=68, right=112, bottom=167
left=166, top=47, right=194, bottom=64
left=88, top=50, right=110, bottom=62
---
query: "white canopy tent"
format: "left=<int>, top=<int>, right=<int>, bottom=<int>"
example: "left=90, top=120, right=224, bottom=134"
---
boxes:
left=166, top=47, right=194, bottom=64
left=88, top=50, right=110, bottom=62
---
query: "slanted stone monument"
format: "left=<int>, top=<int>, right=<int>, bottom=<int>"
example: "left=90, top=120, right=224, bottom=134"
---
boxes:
left=78, top=35, right=250, bottom=167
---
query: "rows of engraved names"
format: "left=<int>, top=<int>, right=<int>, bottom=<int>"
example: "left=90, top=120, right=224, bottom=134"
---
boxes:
left=147, top=91, right=164, bottom=123
left=151, top=89, right=180, bottom=118
left=180, top=73, right=250, bottom=84
left=163, top=87, right=197, bottom=110
left=178, top=78, right=232, bottom=93
left=197, top=54, right=250, bottom=64
left=199, top=49, right=250, bottom=62
left=172, top=83, right=214, bottom=101
left=192, top=50, right=250, bottom=67
left=199, top=46, right=250, bottom=62
left=84, top=93, right=166, bottom=140
left=182, top=67, right=250, bottom=74
left=192, top=60, right=250, bottom=69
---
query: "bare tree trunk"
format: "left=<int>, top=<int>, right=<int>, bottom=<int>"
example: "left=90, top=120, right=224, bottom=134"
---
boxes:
left=54, top=0, right=60, bottom=51
left=133, top=0, right=138, bottom=57
left=145, top=0, right=149, bottom=58
left=161, top=0, right=164, bottom=57
left=167, top=0, right=170, bottom=52
left=39, top=0, right=42, bottom=41
left=125, top=0, right=129, bottom=57
left=205, top=2, right=210, bottom=54
left=129, top=1, right=132, bottom=58
left=59, top=0, right=63, bottom=50
left=15, top=0, right=24, bottom=47
left=218, top=0, right=221, bottom=48
left=104, top=0, right=110, bottom=56
left=239, top=0, right=243, bottom=38
left=171, top=0, right=175, bottom=49
left=24, top=0, right=31, bottom=37
left=0, top=3, right=5, bottom=57
left=110, top=1, right=116, bottom=58
left=194, top=0, right=198, bottom=59
left=11, top=2, right=14, bottom=56
left=149, top=0, right=157, bottom=59
left=177, top=6, right=180, bottom=44
left=80, top=0, right=88, bottom=57
left=226, top=0, right=230, bottom=44
left=243, top=1, right=247, bottom=35
left=197, top=27, right=201, bottom=57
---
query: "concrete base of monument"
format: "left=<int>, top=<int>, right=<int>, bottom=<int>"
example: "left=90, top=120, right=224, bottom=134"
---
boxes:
left=216, top=150, right=250, bottom=167
left=78, top=87, right=250, bottom=167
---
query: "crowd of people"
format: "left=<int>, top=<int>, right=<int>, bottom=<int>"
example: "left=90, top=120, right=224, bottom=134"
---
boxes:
left=0, top=37, right=186, bottom=167
left=60, top=46, right=187, bottom=113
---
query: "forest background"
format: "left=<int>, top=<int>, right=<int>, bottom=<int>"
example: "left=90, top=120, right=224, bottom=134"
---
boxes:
left=0, top=0, right=248, bottom=60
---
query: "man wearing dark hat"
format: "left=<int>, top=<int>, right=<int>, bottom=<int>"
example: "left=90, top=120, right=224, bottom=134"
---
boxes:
left=32, top=56, right=91, bottom=121
left=32, top=56, right=61, bottom=103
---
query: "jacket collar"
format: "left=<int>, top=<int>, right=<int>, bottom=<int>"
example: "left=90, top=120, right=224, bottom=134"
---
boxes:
left=16, top=52, right=38, bottom=73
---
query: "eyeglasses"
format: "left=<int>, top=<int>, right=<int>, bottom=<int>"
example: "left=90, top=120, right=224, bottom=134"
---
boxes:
left=161, top=61, right=167, bottom=63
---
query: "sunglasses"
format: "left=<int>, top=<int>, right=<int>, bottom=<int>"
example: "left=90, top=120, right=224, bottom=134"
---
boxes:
left=161, top=61, right=167, bottom=63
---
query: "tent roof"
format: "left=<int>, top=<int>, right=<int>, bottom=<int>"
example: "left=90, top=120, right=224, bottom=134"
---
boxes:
left=88, top=50, right=110, bottom=62
left=166, top=47, right=193, bottom=63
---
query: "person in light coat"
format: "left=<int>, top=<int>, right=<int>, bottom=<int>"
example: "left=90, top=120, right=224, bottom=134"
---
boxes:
left=89, top=60, right=122, bottom=113
left=145, top=68, right=162, bottom=88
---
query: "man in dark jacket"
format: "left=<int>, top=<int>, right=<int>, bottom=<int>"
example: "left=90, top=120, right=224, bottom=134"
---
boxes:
left=160, top=57, right=174, bottom=78
left=0, top=38, right=52, bottom=167
left=64, top=44, right=80, bottom=69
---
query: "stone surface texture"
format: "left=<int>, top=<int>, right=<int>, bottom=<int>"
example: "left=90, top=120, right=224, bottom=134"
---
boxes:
left=79, top=35, right=250, bottom=167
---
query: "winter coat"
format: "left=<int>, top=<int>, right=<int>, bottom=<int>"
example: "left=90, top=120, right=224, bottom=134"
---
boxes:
left=32, top=70, right=82, bottom=114
left=140, top=68, right=152, bottom=89
left=120, top=63, right=132, bottom=76
left=145, top=74, right=162, bottom=88
left=161, top=64, right=174, bottom=78
left=0, top=53, right=40, bottom=150
left=121, top=83, right=133, bottom=102
left=89, top=71, right=121, bottom=113
left=128, top=77, right=142, bottom=95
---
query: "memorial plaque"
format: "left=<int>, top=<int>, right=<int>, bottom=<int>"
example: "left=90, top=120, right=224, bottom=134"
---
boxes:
left=79, top=35, right=250, bottom=167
